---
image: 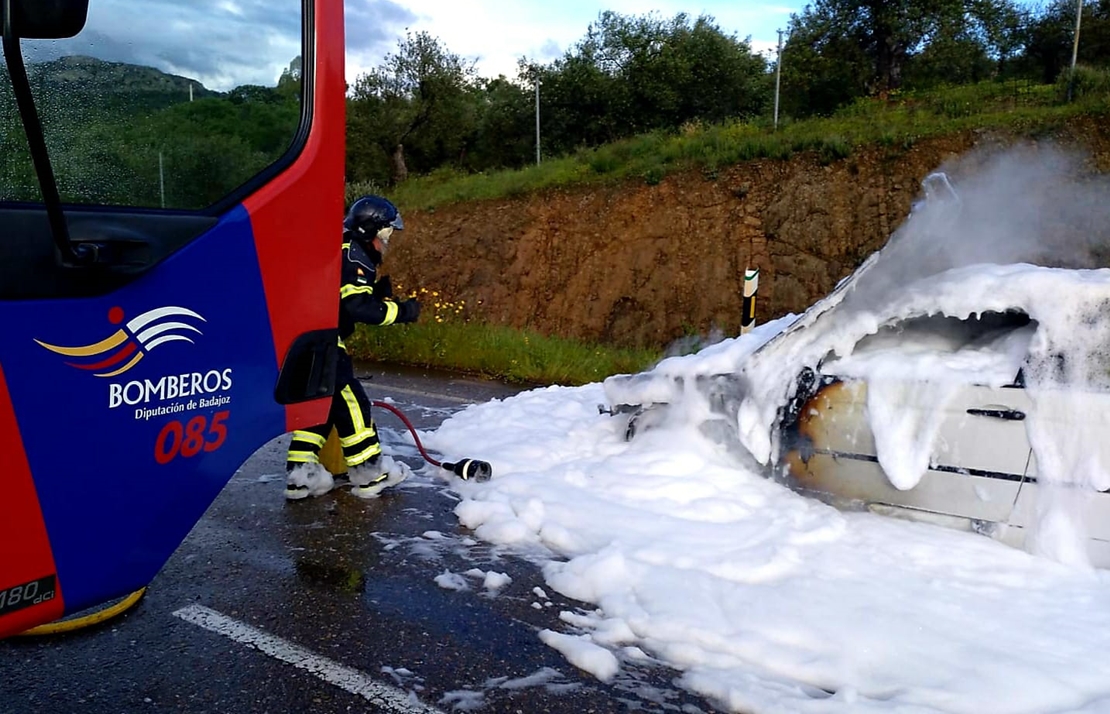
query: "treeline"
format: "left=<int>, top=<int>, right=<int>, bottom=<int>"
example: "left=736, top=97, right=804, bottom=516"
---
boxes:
left=348, top=0, right=1110, bottom=186
left=2, top=2, right=1108, bottom=211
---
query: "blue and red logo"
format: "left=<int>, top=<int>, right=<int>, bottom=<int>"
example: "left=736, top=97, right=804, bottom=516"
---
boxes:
left=35, top=306, right=206, bottom=377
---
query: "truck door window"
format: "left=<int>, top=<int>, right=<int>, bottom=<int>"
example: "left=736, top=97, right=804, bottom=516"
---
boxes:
left=1, top=0, right=304, bottom=210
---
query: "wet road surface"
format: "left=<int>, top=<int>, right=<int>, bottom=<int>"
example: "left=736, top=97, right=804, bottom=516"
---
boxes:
left=1, top=365, right=717, bottom=714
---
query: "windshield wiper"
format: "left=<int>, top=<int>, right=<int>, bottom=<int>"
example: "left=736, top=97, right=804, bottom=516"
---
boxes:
left=2, top=3, right=92, bottom=266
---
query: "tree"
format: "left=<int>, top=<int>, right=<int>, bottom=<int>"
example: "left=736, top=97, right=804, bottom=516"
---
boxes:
left=903, top=9, right=999, bottom=87
left=783, top=0, right=1025, bottom=115
left=779, top=9, right=873, bottom=116
left=968, top=0, right=1030, bottom=77
left=532, top=49, right=624, bottom=152
left=465, top=76, right=534, bottom=171
left=1022, top=0, right=1110, bottom=83
left=229, top=85, right=284, bottom=104
left=531, top=11, right=768, bottom=157
left=347, top=32, right=478, bottom=184
left=676, top=15, right=770, bottom=124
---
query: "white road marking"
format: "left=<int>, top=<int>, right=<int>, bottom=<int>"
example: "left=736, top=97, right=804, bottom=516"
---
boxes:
left=368, top=383, right=477, bottom=405
left=172, top=604, right=445, bottom=714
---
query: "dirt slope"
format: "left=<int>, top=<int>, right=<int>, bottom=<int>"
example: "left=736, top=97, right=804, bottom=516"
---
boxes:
left=386, top=117, right=1110, bottom=349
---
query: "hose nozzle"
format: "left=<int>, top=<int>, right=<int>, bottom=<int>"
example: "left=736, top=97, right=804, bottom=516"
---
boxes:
left=443, top=459, right=492, bottom=482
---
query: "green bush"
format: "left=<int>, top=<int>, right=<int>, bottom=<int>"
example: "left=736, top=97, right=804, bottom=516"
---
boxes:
left=1058, top=65, right=1110, bottom=100
left=818, top=135, right=851, bottom=164
left=345, top=179, right=384, bottom=208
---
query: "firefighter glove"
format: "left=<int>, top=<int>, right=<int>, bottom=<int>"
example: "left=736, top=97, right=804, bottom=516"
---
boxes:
left=396, top=299, right=421, bottom=323
left=374, top=275, right=393, bottom=298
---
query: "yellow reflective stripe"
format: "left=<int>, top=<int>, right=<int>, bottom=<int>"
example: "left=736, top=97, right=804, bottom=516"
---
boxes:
left=340, top=427, right=376, bottom=448
left=381, top=300, right=399, bottom=326
left=291, top=430, right=327, bottom=448
left=340, top=284, right=374, bottom=299
left=287, top=451, right=321, bottom=464
left=346, top=441, right=382, bottom=466
left=340, top=386, right=367, bottom=433
left=342, top=242, right=350, bottom=250
left=337, top=336, right=346, bottom=351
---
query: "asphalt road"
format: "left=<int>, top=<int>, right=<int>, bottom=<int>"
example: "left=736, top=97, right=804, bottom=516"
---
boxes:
left=1, top=364, right=717, bottom=714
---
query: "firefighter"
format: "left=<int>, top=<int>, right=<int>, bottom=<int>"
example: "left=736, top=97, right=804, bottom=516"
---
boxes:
left=285, top=195, right=421, bottom=500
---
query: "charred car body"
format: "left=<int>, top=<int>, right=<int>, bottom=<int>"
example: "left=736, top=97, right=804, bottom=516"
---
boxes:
left=603, top=165, right=1110, bottom=569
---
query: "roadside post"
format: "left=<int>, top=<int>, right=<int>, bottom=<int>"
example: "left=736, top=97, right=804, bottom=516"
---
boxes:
left=741, top=268, right=759, bottom=335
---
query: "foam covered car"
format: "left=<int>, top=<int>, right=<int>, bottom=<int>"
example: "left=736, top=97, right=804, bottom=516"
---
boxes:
left=603, top=162, right=1110, bottom=569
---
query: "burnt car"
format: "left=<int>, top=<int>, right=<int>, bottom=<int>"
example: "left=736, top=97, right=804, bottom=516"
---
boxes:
left=604, top=164, right=1110, bottom=568
left=776, top=308, right=1110, bottom=568
left=605, top=300, right=1110, bottom=569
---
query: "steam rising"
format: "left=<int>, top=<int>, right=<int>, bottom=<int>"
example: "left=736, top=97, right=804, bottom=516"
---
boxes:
left=845, top=144, right=1110, bottom=313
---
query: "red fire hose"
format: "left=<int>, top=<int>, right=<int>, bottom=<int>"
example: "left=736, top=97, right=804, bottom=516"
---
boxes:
left=371, top=400, right=492, bottom=481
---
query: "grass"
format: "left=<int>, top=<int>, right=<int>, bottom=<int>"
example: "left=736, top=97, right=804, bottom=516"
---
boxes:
left=388, top=79, right=1110, bottom=212
left=343, top=289, right=661, bottom=386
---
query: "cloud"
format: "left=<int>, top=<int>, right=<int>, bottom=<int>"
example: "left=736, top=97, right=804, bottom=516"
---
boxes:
left=81, top=0, right=303, bottom=89
left=344, top=0, right=418, bottom=85
left=345, top=0, right=417, bottom=53
left=538, top=39, right=564, bottom=63
left=20, top=0, right=414, bottom=91
left=17, top=0, right=796, bottom=89
left=751, top=39, right=780, bottom=59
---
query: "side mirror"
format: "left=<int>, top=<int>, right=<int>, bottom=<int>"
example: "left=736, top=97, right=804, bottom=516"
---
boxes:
left=1, top=0, right=89, bottom=40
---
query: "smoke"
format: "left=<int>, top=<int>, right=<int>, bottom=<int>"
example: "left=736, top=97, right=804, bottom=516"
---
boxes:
left=663, top=325, right=727, bottom=358
left=844, top=143, right=1110, bottom=312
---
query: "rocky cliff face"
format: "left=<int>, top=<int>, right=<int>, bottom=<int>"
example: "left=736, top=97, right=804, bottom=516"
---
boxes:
left=387, top=118, right=1110, bottom=349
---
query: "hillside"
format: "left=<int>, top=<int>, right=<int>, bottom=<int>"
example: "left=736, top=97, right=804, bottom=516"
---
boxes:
left=24, top=55, right=217, bottom=116
left=1, top=56, right=297, bottom=208
left=384, top=114, right=1110, bottom=349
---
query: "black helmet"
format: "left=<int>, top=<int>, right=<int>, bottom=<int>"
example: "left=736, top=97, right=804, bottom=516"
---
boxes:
left=344, top=195, right=404, bottom=239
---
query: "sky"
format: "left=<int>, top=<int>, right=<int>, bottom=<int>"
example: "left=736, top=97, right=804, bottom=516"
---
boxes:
left=358, top=144, right=1110, bottom=713
left=23, top=0, right=803, bottom=91
left=345, top=0, right=803, bottom=86
left=25, top=0, right=1060, bottom=92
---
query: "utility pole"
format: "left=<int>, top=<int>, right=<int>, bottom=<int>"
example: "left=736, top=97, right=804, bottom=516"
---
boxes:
left=774, top=29, right=783, bottom=129
left=1067, top=0, right=1084, bottom=102
left=159, top=151, right=165, bottom=208
left=534, top=74, right=541, bottom=165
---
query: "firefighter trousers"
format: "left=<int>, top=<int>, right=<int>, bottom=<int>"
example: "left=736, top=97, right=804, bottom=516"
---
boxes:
left=286, top=348, right=381, bottom=471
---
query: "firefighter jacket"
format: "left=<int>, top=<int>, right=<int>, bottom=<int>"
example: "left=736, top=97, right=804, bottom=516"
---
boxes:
left=338, top=238, right=401, bottom=342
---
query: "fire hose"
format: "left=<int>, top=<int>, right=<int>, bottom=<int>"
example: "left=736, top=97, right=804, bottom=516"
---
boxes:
left=371, top=400, right=492, bottom=482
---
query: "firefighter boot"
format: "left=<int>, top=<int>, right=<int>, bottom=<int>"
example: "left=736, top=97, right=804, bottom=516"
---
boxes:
left=349, top=455, right=407, bottom=499
left=285, top=461, right=336, bottom=500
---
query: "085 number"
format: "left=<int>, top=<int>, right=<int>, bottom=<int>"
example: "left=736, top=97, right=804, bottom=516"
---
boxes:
left=155, top=410, right=229, bottom=464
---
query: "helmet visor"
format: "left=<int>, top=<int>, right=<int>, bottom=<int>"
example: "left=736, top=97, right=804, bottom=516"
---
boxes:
left=376, top=225, right=394, bottom=249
